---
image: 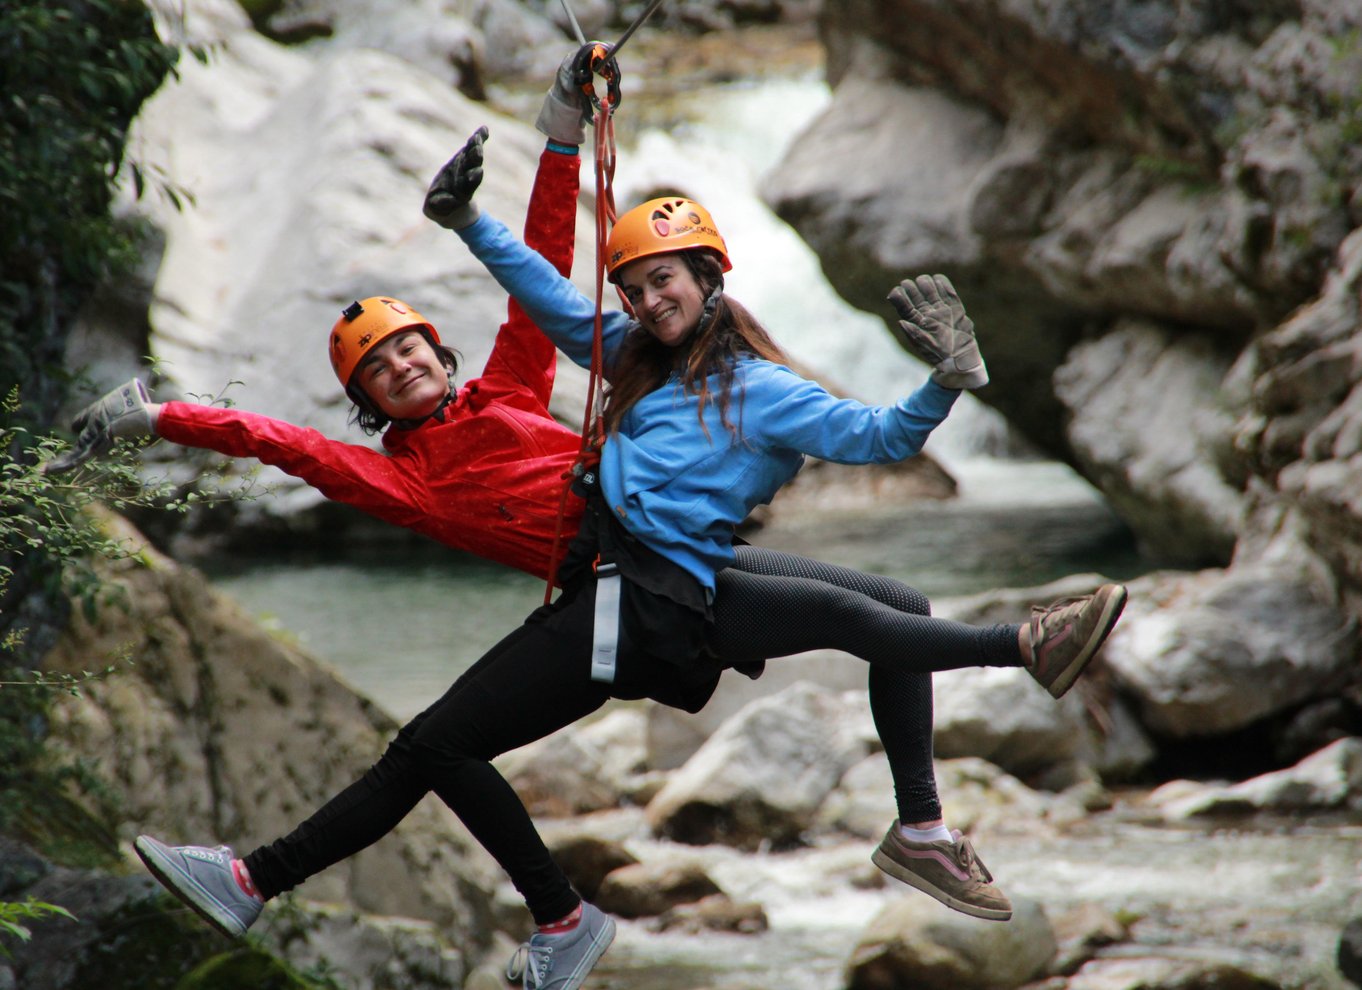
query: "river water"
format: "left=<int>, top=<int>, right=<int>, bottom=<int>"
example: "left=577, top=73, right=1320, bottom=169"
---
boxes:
left=204, top=66, right=1360, bottom=990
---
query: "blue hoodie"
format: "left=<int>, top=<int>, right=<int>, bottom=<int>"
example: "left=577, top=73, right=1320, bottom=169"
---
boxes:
left=458, top=212, right=958, bottom=594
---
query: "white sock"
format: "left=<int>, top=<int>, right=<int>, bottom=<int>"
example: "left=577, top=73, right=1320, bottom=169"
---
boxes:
left=898, top=823, right=954, bottom=844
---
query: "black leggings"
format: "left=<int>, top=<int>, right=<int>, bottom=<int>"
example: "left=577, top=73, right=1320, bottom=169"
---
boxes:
left=246, top=600, right=612, bottom=925
left=244, top=548, right=1022, bottom=922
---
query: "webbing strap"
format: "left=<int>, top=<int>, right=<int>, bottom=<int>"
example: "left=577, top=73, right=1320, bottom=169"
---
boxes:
left=590, top=562, right=621, bottom=682
left=543, top=92, right=618, bottom=605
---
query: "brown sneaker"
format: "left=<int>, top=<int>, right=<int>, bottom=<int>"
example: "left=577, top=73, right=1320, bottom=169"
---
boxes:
left=871, top=823, right=1013, bottom=921
left=1026, top=583, right=1128, bottom=699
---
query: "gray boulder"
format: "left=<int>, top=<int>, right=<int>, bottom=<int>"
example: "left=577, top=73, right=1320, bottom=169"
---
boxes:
left=1149, top=736, right=1362, bottom=820
left=645, top=682, right=873, bottom=848
left=845, top=894, right=1055, bottom=990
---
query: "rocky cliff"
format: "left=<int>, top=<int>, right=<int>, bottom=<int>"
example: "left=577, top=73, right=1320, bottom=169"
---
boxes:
left=765, top=0, right=1361, bottom=751
left=770, top=1, right=1362, bottom=566
left=41, top=513, right=502, bottom=947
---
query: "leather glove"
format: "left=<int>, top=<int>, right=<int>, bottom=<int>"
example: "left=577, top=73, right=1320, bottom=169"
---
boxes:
left=44, top=378, right=156, bottom=474
left=536, top=47, right=594, bottom=146
left=423, top=126, right=488, bottom=231
left=887, top=274, right=989, bottom=390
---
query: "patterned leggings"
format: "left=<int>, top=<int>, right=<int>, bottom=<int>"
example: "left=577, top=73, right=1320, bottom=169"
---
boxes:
left=717, top=545, right=1022, bottom=822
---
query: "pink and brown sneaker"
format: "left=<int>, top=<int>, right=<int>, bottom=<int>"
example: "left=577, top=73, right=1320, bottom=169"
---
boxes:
left=871, top=823, right=1012, bottom=921
left=1027, top=583, right=1128, bottom=699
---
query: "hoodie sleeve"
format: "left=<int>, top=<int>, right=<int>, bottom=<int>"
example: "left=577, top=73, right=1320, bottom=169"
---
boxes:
left=473, top=145, right=581, bottom=410
left=743, top=364, right=960, bottom=464
left=457, top=211, right=634, bottom=373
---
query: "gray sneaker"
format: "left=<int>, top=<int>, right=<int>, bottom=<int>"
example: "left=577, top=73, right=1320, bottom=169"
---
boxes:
left=1027, top=583, right=1129, bottom=699
left=871, top=823, right=1012, bottom=921
left=134, top=835, right=263, bottom=938
left=506, top=902, right=616, bottom=989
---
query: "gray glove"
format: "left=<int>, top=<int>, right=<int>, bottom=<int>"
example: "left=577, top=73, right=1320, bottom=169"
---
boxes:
left=888, top=274, right=989, bottom=390
left=423, top=126, right=487, bottom=231
left=44, top=377, right=156, bottom=474
left=535, top=49, right=591, bottom=146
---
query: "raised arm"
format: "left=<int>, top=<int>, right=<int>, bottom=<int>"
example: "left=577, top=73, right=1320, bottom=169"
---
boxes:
left=748, top=274, right=988, bottom=463
left=478, top=51, right=604, bottom=403
left=435, top=102, right=585, bottom=408
left=424, top=127, right=633, bottom=376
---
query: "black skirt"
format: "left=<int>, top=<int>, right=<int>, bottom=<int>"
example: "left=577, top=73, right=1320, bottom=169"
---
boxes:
left=543, top=493, right=724, bottom=714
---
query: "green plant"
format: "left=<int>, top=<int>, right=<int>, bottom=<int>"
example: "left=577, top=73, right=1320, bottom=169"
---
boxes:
left=0, top=898, right=76, bottom=957
left=0, top=385, right=260, bottom=614
left=0, top=1, right=181, bottom=423
left=0, top=386, right=266, bottom=862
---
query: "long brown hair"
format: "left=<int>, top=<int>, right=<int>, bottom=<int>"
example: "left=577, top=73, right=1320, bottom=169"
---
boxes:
left=603, top=249, right=789, bottom=440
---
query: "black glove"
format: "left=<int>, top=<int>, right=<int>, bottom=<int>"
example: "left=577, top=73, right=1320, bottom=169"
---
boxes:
left=423, top=126, right=488, bottom=231
left=887, top=274, right=989, bottom=390
left=43, top=378, right=156, bottom=474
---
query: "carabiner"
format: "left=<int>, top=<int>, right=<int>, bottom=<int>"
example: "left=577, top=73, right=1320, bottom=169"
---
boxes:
left=570, top=40, right=622, bottom=116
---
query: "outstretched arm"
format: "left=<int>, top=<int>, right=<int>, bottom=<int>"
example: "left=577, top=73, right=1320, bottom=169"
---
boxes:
left=483, top=44, right=611, bottom=405
left=745, top=362, right=959, bottom=465
left=44, top=383, right=456, bottom=537
left=152, top=402, right=429, bottom=519
left=744, top=274, right=988, bottom=464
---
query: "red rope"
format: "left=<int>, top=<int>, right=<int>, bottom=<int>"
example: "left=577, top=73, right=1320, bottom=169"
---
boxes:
left=543, top=97, right=618, bottom=603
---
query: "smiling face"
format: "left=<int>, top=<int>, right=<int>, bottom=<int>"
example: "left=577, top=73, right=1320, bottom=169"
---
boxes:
left=616, top=251, right=707, bottom=348
left=355, top=330, right=450, bottom=420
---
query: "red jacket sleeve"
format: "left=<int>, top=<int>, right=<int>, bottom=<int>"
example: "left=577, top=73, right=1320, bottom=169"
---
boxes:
left=155, top=401, right=430, bottom=525
left=472, top=146, right=581, bottom=410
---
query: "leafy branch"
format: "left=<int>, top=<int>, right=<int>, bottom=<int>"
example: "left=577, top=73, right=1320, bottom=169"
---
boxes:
left=0, top=898, right=76, bottom=957
left=0, top=655, right=132, bottom=698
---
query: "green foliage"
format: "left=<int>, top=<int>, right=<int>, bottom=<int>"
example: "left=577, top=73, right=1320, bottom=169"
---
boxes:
left=0, top=0, right=180, bottom=422
left=0, top=897, right=76, bottom=957
left=1132, top=153, right=1215, bottom=192
left=2, top=386, right=223, bottom=616
left=0, top=385, right=268, bottom=861
left=177, top=946, right=331, bottom=990
left=56, top=893, right=249, bottom=990
left=0, top=0, right=179, bottom=873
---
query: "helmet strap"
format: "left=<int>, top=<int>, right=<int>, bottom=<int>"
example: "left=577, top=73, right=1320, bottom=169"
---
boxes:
left=694, top=277, right=725, bottom=337
left=390, top=389, right=456, bottom=430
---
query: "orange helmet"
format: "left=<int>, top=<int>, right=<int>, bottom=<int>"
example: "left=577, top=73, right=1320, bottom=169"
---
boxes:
left=605, top=196, right=732, bottom=282
left=328, top=296, right=439, bottom=388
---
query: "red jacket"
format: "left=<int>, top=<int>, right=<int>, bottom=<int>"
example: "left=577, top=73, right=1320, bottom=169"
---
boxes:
left=155, top=148, right=586, bottom=582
